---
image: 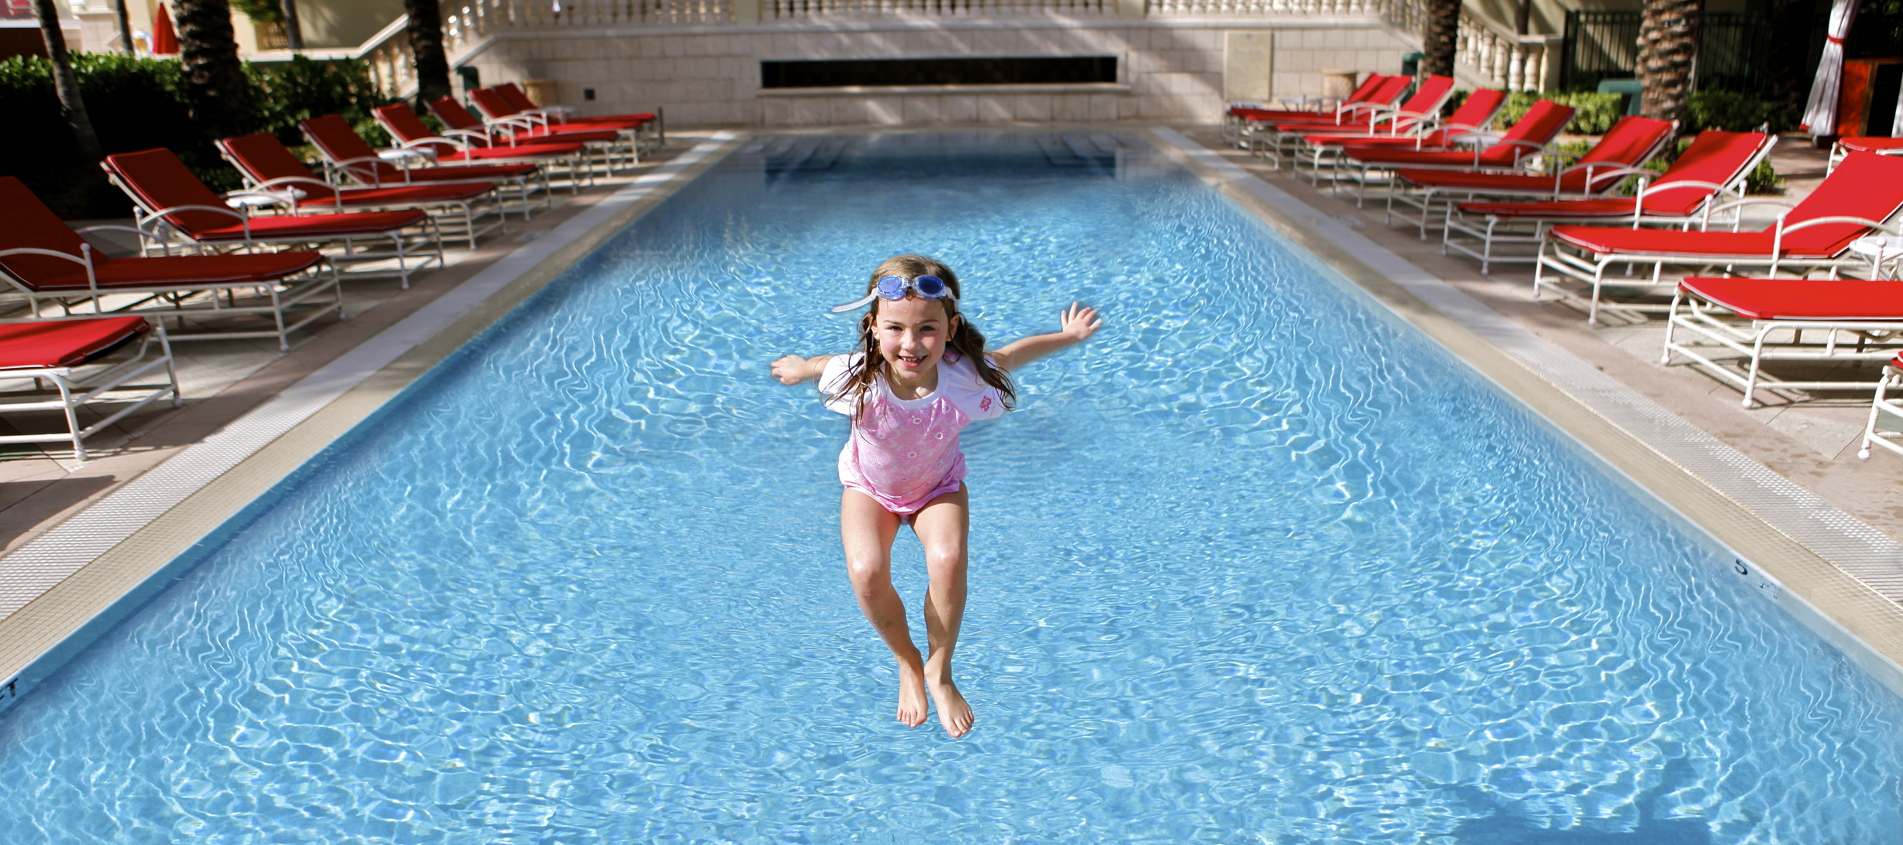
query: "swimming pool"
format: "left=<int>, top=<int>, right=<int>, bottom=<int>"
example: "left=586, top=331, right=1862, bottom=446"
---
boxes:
left=0, top=130, right=1899, bottom=842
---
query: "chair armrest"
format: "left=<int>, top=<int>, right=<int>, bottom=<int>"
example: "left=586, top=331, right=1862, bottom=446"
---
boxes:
left=242, top=176, right=331, bottom=194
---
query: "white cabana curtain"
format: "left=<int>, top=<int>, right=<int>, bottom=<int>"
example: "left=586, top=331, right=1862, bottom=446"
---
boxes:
left=1801, top=0, right=1858, bottom=134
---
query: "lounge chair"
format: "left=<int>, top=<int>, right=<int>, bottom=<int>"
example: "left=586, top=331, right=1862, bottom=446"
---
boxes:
left=1225, top=74, right=1392, bottom=147
left=1264, top=76, right=1457, bottom=173
left=1829, top=136, right=1903, bottom=172
left=1286, top=87, right=1510, bottom=185
left=1443, top=130, right=1774, bottom=273
left=1661, top=276, right=1903, bottom=408
left=1330, top=99, right=1579, bottom=207
left=373, top=102, right=594, bottom=193
left=101, top=147, right=441, bottom=290
left=0, top=316, right=181, bottom=461
left=0, top=176, right=342, bottom=350
left=298, top=114, right=552, bottom=220
left=493, top=82, right=662, bottom=145
left=1859, top=351, right=1903, bottom=459
left=1385, top=115, right=1677, bottom=237
left=1237, top=76, right=1412, bottom=159
left=1535, top=151, right=1903, bottom=324
left=431, top=96, right=632, bottom=173
left=216, top=133, right=503, bottom=251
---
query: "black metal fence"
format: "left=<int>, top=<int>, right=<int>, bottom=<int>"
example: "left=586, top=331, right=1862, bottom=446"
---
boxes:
left=1561, top=11, right=1772, bottom=93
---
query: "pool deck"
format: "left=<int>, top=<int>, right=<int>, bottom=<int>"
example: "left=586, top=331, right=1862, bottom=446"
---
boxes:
left=0, top=124, right=1900, bottom=707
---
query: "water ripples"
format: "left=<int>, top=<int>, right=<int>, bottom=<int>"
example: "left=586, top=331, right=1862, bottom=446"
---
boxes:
left=0, top=133, right=1898, bottom=842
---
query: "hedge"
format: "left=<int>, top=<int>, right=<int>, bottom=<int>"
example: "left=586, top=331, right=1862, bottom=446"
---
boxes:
left=0, top=53, right=395, bottom=218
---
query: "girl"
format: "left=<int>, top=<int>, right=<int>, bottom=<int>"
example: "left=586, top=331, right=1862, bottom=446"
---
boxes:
left=771, top=255, right=1101, bottom=738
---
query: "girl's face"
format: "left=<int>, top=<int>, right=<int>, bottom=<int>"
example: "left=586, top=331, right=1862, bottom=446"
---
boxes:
left=873, top=296, right=959, bottom=384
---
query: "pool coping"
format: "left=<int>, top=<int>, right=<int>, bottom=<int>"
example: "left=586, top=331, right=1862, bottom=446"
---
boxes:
left=1141, top=127, right=1903, bottom=699
left=0, top=133, right=745, bottom=711
left=1, top=124, right=1900, bottom=714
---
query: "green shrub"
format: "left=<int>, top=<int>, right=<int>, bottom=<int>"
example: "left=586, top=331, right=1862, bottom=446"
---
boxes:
left=1498, top=91, right=1624, bottom=136
left=1687, top=91, right=1800, bottom=133
left=0, top=53, right=394, bottom=217
left=248, top=55, right=395, bottom=147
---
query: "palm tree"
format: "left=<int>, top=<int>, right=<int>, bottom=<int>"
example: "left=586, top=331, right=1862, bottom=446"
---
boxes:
left=1422, top=0, right=1460, bottom=78
left=404, top=0, right=454, bottom=110
left=114, top=0, right=136, bottom=55
left=31, top=0, right=103, bottom=162
left=1636, top=0, right=1700, bottom=123
left=280, top=0, right=303, bottom=51
left=174, top=0, right=252, bottom=139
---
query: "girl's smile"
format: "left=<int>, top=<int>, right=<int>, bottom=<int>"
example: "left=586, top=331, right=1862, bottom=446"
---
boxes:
left=875, top=297, right=960, bottom=399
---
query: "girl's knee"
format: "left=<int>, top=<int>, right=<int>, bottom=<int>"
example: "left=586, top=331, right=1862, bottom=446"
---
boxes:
left=845, top=555, right=894, bottom=594
left=922, top=546, right=968, bottom=580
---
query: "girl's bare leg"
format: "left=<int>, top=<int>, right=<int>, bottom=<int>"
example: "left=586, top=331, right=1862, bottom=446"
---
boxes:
left=841, top=488, right=928, bottom=727
left=911, top=484, right=973, bottom=738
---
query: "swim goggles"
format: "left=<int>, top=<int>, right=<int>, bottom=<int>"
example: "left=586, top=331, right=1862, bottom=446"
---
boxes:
left=830, top=274, right=956, bottom=313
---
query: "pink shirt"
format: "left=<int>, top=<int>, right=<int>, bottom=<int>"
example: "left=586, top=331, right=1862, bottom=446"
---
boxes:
left=819, top=351, right=1007, bottom=513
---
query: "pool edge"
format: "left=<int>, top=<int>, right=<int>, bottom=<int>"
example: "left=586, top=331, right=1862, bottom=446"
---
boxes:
left=1141, top=127, right=1903, bottom=700
left=0, top=133, right=748, bottom=713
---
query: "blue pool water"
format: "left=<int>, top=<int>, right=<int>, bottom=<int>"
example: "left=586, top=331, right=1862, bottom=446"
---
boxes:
left=1, top=131, right=1899, bottom=842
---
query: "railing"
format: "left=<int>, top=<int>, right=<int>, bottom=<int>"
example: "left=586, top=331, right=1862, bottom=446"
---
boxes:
left=350, top=0, right=1556, bottom=98
left=767, top=0, right=1112, bottom=17
left=1147, top=0, right=1377, bottom=15
left=1561, top=11, right=1768, bottom=93
left=1379, top=0, right=1553, bottom=91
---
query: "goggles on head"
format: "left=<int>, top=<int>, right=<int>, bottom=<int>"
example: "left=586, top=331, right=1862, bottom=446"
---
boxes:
left=830, top=274, right=955, bottom=313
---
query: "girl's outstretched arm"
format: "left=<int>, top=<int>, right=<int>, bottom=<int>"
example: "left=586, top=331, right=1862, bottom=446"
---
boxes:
left=771, top=354, right=831, bottom=385
left=987, top=303, right=1101, bottom=372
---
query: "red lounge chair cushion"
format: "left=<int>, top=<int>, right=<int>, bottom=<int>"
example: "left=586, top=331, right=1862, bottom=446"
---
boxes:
left=1627, top=130, right=1770, bottom=215
left=1396, top=170, right=1565, bottom=193
left=387, top=162, right=539, bottom=182
left=192, top=210, right=429, bottom=242
left=1345, top=100, right=1578, bottom=169
left=1840, top=137, right=1903, bottom=154
left=220, top=133, right=336, bottom=198
left=1449, top=131, right=1772, bottom=221
left=301, top=182, right=494, bottom=209
left=436, top=143, right=586, bottom=163
left=1458, top=198, right=1639, bottom=219
left=473, top=88, right=643, bottom=133
left=1679, top=277, right=1903, bottom=320
left=30, top=252, right=325, bottom=292
left=1555, top=151, right=1903, bottom=258
left=104, top=148, right=250, bottom=236
left=0, top=176, right=98, bottom=282
left=1551, top=226, right=1780, bottom=256
left=301, top=114, right=536, bottom=186
left=496, top=84, right=653, bottom=125
left=0, top=317, right=149, bottom=369
left=1397, top=115, right=1670, bottom=193
left=514, top=126, right=621, bottom=144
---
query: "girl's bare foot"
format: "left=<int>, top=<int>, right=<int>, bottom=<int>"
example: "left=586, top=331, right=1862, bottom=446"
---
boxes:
left=925, top=670, right=973, bottom=738
left=897, top=661, right=929, bottom=727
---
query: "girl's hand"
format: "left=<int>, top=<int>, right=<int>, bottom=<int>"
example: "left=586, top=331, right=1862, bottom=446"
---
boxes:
left=771, top=354, right=818, bottom=385
left=1059, top=303, right=1102, bottom=342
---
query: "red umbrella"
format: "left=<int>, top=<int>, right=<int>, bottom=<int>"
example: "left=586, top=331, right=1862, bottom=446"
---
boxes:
left=151, top=3, right=178, bottom=56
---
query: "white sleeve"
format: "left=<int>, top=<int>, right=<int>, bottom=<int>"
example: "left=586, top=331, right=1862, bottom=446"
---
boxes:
left=817, top=353, right=862, bottom=416
left=949, top=355, right=1008, bottom=420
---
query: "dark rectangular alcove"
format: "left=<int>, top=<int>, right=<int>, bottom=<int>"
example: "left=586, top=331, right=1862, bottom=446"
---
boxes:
left=760, top=57, right=1118, bottom=89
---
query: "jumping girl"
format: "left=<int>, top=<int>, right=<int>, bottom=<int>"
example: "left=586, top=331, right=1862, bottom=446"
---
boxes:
left=771, top=255, right=1101, bottom=738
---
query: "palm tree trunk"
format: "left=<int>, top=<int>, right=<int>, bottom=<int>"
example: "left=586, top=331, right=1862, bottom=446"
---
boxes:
left=1637, top=0, right=1701, bottom=123
left=404, top=0, right=454, bottom=110
left=1422, top=0, right=1461, bottom=78
left=114, top=0, right=136, bottom=55
left=279, top=0, right=304, bottom=51
left=32, top=0, right=104, bottom=162
left=175, top=0, right=252, bottom=139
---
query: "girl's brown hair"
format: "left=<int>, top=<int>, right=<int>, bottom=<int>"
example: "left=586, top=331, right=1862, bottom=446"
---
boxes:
left=831, top=255, right=1016, bottom=418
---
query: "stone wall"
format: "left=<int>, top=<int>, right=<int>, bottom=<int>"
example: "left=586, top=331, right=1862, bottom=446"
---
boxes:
left=459, top=18, right=1417, bottom=128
